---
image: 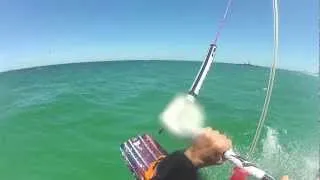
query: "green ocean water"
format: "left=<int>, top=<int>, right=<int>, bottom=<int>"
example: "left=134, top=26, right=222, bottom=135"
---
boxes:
left=0, top=61, right=318, bottom=180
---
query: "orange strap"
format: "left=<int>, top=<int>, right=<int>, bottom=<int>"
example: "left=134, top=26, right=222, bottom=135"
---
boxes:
left=143, top=155, right=166, bottom=180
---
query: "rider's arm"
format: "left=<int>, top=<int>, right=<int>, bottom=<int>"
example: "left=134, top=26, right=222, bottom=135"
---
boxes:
left=154, top=128, right=232, bottom=180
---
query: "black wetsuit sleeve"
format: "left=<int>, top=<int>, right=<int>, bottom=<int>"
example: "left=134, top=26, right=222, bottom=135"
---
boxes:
left=154, top=150, right=199, bottom=180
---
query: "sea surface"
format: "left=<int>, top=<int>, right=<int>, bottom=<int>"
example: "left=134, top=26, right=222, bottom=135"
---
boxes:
left=0, top=61, right=318, bottom=180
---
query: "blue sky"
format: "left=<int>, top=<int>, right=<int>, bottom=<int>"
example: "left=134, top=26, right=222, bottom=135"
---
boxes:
left=0, top=0, right=318, bottom=72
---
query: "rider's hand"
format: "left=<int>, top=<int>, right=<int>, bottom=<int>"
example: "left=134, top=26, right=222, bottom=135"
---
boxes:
left=281, top=175, right=289, bottom=180
left=184, top=127, right=232, bottom=168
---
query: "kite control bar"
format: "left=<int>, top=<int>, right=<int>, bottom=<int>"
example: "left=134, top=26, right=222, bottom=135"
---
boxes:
left=225, top=150, right=275, bottom=180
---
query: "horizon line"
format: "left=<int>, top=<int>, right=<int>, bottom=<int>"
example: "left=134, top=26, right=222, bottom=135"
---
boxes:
left=0, top=59, right=318, bottom=76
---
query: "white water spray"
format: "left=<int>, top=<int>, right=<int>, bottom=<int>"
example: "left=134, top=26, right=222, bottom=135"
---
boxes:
left=259, top=127, right=318, bottom=180
left=159, top=94, right=204, bottom=138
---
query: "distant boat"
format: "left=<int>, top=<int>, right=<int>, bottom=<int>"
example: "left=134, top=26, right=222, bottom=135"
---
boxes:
left=237, top=61, right=260, bottom=68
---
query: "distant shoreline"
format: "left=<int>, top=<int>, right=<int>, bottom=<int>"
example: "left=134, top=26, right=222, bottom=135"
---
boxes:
left=0, top=59, right=318, bottom=77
